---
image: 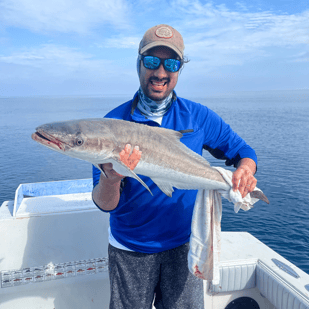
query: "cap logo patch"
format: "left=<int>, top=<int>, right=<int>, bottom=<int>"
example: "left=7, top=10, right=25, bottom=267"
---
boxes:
left=155, top=26, right=173, bottom=39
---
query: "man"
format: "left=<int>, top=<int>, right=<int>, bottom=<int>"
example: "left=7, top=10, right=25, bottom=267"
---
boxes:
left=92, top=24, right=257, bottom=309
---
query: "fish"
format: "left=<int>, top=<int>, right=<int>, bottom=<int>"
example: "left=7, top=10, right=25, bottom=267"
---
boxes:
left=31, top=118, right=269, bottom=204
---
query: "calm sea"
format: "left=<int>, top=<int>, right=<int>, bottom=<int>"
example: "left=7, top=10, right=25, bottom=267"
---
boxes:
left=0, top=90, right=308, bottom=274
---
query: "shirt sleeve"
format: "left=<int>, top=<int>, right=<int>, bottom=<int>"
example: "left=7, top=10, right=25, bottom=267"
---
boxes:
left=200, top=107, right=257, bottom=168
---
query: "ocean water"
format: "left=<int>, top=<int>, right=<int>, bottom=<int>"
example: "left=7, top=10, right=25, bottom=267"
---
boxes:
left=0, top=90, right=308, bottom=274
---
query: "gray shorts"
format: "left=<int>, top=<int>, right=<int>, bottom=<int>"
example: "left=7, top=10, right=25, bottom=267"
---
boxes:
left=108, top=243, right=204, bottom=309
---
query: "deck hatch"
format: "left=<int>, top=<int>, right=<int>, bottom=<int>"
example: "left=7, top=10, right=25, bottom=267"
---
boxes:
left=305, top=284, right=309, bottom=292
left=271, top=258, right=300, bottom=279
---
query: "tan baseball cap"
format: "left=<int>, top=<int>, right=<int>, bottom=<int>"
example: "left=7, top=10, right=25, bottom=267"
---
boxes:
left=138, top=24, right=184, bottom=59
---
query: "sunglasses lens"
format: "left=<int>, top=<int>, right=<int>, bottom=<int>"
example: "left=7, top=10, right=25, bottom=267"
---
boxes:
left=164, top=59, right=181, bottom=72
left=143, top=56, right=160, bottom=69
left=142, top=56, right=181, bottom=72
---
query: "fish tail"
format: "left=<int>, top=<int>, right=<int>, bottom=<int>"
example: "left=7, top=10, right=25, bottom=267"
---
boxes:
left=250, top=190, right=270, bottom=204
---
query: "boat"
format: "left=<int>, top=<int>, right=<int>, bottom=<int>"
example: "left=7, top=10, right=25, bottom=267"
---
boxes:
left=0, top=179, right=309, bottom=309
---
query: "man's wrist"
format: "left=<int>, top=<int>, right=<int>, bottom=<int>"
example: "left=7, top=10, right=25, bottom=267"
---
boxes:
left=237, top=158, right=257, bottom=175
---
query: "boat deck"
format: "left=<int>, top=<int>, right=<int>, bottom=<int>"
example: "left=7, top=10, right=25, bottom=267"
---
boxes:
left=0, top=179, right=308, bottom=308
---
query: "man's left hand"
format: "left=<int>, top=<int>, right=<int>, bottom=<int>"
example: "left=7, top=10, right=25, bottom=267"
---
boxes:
left=232, top=158, right=257, bottom=198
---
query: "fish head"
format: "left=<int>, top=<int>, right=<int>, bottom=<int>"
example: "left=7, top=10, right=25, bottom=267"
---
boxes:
left=31, top=119, right=116, bottom=163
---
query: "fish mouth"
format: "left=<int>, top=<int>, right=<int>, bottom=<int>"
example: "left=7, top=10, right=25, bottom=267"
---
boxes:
left=31, top=130, right=66, bottom=151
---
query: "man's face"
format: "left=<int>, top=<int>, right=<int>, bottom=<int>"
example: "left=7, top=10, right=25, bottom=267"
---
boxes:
left=139, top=46, right=180, bottom=102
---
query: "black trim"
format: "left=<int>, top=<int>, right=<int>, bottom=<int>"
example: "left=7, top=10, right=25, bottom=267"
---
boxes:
left=178, top=129, right=194, bottom=134
left=203, top=145, right=242, bottom=168
left=130, top=94, right=139, bottom=115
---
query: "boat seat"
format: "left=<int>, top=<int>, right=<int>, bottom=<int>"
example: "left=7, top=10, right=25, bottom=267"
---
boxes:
left=209, top=261, right=309, bottom=309
left=256, top=263, right=309, bottom=309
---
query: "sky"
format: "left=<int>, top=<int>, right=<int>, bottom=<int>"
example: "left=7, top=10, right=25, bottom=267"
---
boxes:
left=0, top=0, right=308, bottom=97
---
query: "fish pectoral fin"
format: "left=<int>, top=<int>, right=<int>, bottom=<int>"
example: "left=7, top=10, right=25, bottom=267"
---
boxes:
left=108, top=158, right=153, bottom=196
left=151, top=178, right=174, bottom=197
left=94, top=164, right=107, bottom=178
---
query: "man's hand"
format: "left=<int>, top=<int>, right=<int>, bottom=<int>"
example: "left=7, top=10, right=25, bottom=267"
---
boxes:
left=232, top=158, right=257, bottom=198
left=99, top=144, right=142, bottom=183
left=119, top=144, right=142, bottom=170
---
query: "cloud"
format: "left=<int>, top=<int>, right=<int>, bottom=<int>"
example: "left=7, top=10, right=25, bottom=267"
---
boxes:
left=0, top=0, right=131, bottom=34
left=99, top=36, right=140, bottom=49
left=235, top=2, right=248, bottom=12
left=291, top=51, right=309, bottom=62
left=169, top=0, right=309, bottom=67
left=1, top=0, right=308, bottom=96
left=0, top=43, right=140, bottom=96
left=0, top=44, right=123, bottom=78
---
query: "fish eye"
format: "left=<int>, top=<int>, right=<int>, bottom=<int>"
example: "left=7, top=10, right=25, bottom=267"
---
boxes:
left=75, top=138, right=84, bottom=146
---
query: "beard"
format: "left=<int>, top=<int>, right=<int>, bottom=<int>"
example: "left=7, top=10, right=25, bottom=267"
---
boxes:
left=143, top=77, right=171, bottom=102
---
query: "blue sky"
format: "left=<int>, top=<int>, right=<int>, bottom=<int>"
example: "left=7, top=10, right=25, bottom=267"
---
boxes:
left=0, top=0, right=308, bottom=97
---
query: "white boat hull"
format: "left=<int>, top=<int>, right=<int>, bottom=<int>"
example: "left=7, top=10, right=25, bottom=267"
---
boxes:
left=0, top=179, right=308, bottom=309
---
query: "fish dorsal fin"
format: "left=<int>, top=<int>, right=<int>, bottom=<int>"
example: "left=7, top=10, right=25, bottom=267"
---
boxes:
left=149, top=125, right=210, bottom=167
left=148, top=125, right=183, bottom=140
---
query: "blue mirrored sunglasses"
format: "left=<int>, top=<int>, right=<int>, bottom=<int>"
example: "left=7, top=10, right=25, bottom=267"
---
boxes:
left=139, top=55, right=182, bottom=73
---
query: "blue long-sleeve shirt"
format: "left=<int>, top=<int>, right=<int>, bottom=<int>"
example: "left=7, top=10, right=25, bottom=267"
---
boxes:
left=93, top=92, right=257, bottom=253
